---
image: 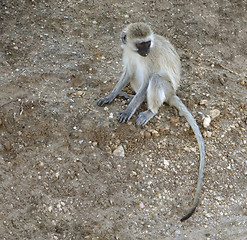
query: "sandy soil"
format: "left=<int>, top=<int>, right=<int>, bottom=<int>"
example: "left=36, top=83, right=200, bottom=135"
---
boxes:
left=0, top=0, right=246, bottom=239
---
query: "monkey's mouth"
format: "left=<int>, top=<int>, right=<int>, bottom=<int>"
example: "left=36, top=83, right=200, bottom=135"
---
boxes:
left=137, top=49, right=150, bottom=57
left=139, top=52, right=149, bottom=57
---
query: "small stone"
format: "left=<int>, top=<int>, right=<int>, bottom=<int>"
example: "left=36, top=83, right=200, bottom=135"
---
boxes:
left=55, top=172, right=60, bottom=178
left=77, top=91, right=83, bottom=96
left=210, top=109, right=220, bottom=119
left=144, top=131, right=151, bottom=139
left=184, top=146, right=197, bottom=153
left=163, top=159, right=169, bottom=166
left=39, top=162, right=44, bottom=167
left=150, top=129, right=159, bottom=137
left=163, top=124, right=170, bottom=131
left=139, top=202, right=145, bottom=209
left=200, top=99, right=208, bottom=105
left=203, top=115, right=211, bottom=128
left=113, top=145, right=125, bottom=157
left=215, top=196, right=223, bottom=201
left=170, top=116, right=180, bottom=123
left=203, top=131, right=212, bottom=138
left=48, top=206, right=53, bottom=212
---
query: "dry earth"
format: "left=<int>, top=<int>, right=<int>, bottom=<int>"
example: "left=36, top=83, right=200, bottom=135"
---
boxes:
left=0, top=0, right=247, bottom=239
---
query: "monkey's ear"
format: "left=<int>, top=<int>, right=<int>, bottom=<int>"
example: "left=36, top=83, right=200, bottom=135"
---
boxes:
left=121, top=32, right=127, bottom=44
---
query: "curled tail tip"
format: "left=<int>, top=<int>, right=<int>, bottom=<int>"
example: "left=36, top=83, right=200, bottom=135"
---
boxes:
left=180, top=206, right=197, bottom=222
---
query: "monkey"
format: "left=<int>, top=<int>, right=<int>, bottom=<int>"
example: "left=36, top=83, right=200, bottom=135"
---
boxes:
left=97, top=22, right=205, bottom=222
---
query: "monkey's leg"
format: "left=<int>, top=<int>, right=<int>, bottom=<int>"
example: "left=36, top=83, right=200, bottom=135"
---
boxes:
left=119, top=84, right=148, bottom=123
left=136, top=74, right=173, bottom=126
left=97, top=70, right=130, bottom=106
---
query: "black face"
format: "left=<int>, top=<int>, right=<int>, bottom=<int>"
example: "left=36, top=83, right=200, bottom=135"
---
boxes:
left=136, top=41, right=151, bottom=57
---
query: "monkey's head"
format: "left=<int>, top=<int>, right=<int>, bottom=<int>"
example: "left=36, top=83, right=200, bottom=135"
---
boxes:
left=121, top=22, right=153, bottom=57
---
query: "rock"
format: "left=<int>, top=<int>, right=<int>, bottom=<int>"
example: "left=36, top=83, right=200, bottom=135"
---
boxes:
left=113, top=145, right=125, bottom=157
left=144, top=131, right=151, bottom=139
left=150, top=129, right=159, bottom=137
left=139, top=202, right=145, bottom=209
left=109, top=112, right=114, bottom=119
left=170, top=116, right=180, bottom=123
left=210, top=109, right=220, bottom=119
left=163, top=159, right=169, bottom=167
left=200, top=99, right=208, bottom=105
left=203, top=131, right=212, bottom=138
left=77, top=90, right=84, bottom=96
left=203, top=115, right=211, bottom=128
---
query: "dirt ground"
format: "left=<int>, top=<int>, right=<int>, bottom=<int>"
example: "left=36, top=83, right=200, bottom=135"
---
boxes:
left=0, top=0, right=246, bottom=239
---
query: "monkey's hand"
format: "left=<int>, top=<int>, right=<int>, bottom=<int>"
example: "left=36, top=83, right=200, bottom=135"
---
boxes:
left=97, top=96, right=114, bottom=106
left=118, top=108, right=134, bottom=123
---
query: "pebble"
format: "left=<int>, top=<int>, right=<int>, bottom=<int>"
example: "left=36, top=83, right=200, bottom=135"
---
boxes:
left=163, top=159, right=169, bottom=166
left=144, top=131, right=152, bottom=139
left=92, top=142, right=98, bottom=147
left=150, top=129, right=159, bottom=137
left=203, top=131, right=212, bottom=138
left=113, top=145, right=125, bottom=157
left=109, top=112, right=114, bottom=119
left=139, top=202, right=145, bottom=209
left=39, top=162, right=44, bottom=167
left=210, top=109, right=220, bottom=119
left=77, top=90, right=83, bottom=96
left=184, top=146, right=197, bottom=153
left=203, top=115, right=211, bottom=128
left=170, top=116, right=180, bottom=123
left=216, top=196, right=223, bottom=201
left=200, top=99, right=208, bottom=105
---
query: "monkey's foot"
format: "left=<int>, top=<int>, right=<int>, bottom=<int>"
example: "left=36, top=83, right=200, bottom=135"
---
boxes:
left=118, top=92, right=134, bottom=101
left=97, top=96, right=114, bottom=106
left=136, top=110, right=155, bottom=126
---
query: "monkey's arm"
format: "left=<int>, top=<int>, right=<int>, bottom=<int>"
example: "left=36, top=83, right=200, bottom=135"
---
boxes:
left=97, top=69, right=130, bottom=106
left=119, top=83, right=148, bottom=123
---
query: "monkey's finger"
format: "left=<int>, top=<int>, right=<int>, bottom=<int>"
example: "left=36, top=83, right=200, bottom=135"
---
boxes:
left=97, top=98, right=104, bottom=106
left=118, top=112, right=130, bottom=123
left=136, top=116, right=148, bottom=127
left=97, top=97, right=110, bottom=106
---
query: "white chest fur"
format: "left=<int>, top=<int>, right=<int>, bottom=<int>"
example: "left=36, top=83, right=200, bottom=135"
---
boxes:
left=123, top=49, right=149, bottom=93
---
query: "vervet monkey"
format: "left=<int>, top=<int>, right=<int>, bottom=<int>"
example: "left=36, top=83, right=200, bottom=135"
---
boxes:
left=97, top=22, right=205, bottom=221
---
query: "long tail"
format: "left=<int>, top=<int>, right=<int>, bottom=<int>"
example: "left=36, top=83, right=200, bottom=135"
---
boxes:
left=169, top=95, right=205, bottom=221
